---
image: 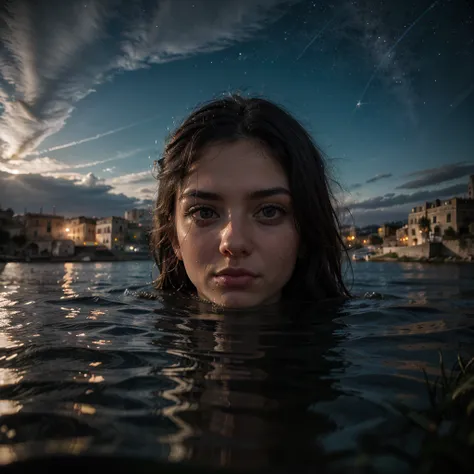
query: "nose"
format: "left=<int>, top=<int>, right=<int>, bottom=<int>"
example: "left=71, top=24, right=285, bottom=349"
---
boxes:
left=218, top=216, right=252, bottom=258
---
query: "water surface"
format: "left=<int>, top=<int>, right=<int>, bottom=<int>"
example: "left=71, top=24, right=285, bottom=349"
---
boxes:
left=0, top=261, right=472, bottom=473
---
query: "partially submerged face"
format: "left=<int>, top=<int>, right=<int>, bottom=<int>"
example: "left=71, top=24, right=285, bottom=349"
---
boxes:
left=173, top=139, right=300, bottom=309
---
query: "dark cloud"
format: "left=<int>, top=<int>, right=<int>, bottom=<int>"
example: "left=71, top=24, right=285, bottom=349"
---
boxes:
left=349, top=183, right=467, bottom=211
left=366, top=173, right=392, bottom=184
left=397, top=162, right=474, bottom=190
left=347, top=183, right=362, bottom=191
left=0, top=171, right=148, bottom=217
left=349, top=208, right=410, bottom=227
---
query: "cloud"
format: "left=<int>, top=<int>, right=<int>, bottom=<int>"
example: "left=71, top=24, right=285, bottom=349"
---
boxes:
left=397, top=162, right=474, bottom=190
left=105, top=169, right=156, bottom=199
left=79, top=172, right=103, bottom=187
left=366, top=172, right=392, bottom=184
left=0, top=0, right=296, bottom=159
left=0, top=170, right=150, bottom=217
left=31, top=117, right=159, bottom=156
left=348, top=183, right=466, bottom=211
left=348, top=207, right=411, bottom=227
left=0, top=147, right=147, bottom=174
left=347, top=183, right=362, bottom=191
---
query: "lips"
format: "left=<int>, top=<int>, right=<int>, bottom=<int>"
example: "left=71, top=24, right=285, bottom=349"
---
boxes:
left=215, top=268, right=257, bottom=278
left=213, top=268, right=257, bottom=289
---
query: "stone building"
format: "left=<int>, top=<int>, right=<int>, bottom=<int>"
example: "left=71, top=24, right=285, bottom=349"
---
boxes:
left=396, top=225, right=409, bottom=246
left=124, top=208, right=152, bottom=227
left=407, top=175, right=474, bottom=246
left=24, top=213, right=65, bottom=241
left=65, top=217, right=96, bottom=246
left=96, top=217, right=128, bottom=250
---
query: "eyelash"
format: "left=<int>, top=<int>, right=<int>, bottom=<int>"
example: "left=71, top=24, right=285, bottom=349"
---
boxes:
left=184, top=204, right=287, bottom=223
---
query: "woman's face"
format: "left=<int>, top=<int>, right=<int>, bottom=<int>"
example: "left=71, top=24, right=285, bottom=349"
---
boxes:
left=173, top=139, right=300, bottom=309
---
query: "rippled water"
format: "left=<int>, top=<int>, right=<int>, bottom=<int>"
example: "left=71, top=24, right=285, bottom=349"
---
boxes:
left=0, top=261, right=473, bottom=473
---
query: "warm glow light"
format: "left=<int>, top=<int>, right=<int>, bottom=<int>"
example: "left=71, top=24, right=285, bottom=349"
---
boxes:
left=65, top=228, right=70, bottom=232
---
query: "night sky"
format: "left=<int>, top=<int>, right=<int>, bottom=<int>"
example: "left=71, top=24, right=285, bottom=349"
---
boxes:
left=0, top=0, right=472, bottom=226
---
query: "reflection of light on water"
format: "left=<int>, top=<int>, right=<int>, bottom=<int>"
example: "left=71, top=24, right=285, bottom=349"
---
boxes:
left=0, top=400, right=22, bottom=415
left=73, top=403, right=97, bottom=415
left=0, top=368, right=24, bottom=385
left=0, top=436, right=93, bottom=464
left=159, top=355, right=198, bottom=462
left=0, top=446, right=18, bottom=465
left=61, top=263, right=78, bottom=298
left=392, top=319, right=447, bottom=336
left=0, top=332, right=23, bottom=349
left=86, top=309, right=107, bottom=320
left=0, top=291, right=24, bottom=351
left=91, top=339, right=111, bottom=346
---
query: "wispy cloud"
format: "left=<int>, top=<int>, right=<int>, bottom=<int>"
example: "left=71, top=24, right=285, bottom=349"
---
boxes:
left=0, top=0, right=296, bottom=160
left=349, top=183, right=466, bottom=211
left=397, top=162, right=474, bottom=189
left=366, top=172, right=392, bottom=184
left=31, top=117, right=160, bottom=156
left=0, top=147, right=147, bottom=174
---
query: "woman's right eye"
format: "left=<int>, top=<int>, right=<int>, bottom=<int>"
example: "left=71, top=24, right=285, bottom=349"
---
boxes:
left=186, top=206, right=217, bottom=220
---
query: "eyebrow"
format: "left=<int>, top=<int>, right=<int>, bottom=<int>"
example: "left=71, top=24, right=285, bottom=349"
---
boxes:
left=179, top=186, right=291, bottom=201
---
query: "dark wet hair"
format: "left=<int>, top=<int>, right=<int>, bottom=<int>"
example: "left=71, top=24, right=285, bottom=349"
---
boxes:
left=151, top=93, right=350, bottom=301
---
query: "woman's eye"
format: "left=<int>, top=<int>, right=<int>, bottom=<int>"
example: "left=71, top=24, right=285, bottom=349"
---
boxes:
left=187, top=207, right=216, bottom=220
left=257, top=205, right=285, bottom=219
left=197, top=208, right=215, bottom=219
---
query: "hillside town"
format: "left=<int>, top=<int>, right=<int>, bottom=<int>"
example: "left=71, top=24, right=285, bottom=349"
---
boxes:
left=343, top=175, right=474, bottom=262
left=0, top=207, right=152, bottom=261
left=1, top=175, right=474, bottom=262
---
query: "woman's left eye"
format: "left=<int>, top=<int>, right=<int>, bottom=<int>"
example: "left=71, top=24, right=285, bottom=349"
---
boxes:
left=256, top=205, right=286, bottom=219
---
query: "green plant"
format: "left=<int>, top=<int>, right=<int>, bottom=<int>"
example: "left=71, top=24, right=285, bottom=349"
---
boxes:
left=0, top=228, right=10, bottom=245
left=443, top=227, right=457, bottom=239
left=418, top=216, right=431, bottom=242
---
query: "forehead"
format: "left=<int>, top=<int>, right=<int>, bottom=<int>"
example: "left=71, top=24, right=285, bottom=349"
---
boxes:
left=181, top=140, right=288, bottom=192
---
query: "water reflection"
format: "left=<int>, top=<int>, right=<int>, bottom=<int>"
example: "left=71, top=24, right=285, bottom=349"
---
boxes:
left=152, top=299, right=347, bottom=471
left=0, top=262, right=472, bottom=472
left=61, top=263, right=78, bottom=298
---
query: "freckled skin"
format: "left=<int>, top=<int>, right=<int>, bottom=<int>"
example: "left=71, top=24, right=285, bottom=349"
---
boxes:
left=174, top=140, right=300, bottom=309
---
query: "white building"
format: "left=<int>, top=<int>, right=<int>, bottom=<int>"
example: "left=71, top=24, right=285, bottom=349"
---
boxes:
left=96, top=217, right=128, bottom=250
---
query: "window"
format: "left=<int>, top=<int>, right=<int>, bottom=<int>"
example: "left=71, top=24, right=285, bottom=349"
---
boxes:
left=432, top=216, right=437, bottom=224
left=47, top=221, right=51, bottom=233
left=447, top=213, right=451, bottom=223
left=411, top=229, right=415, bottom=236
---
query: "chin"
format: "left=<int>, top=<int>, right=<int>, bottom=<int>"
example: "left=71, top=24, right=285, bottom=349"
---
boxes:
left=203, top=291, right=278, bottom=310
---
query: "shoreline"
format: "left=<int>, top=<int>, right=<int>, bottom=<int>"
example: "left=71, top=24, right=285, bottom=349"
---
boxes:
left=0, top=254, right=152, bottom=264
left=366, top=255, right=473, bottom=264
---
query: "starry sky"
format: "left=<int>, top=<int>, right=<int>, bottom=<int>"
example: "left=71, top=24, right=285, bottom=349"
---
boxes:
left=0, top=0, right=472, bottom=226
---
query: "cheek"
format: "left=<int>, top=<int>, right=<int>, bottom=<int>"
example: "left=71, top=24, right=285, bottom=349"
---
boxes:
left=178, top=228, right=214, bottom=264
left=261, top=226, right=299, bottom=262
